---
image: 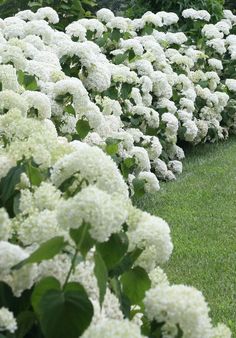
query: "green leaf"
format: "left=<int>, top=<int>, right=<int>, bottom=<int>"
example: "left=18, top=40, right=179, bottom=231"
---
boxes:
left=121, top=157, right=136, bottom=179
left=25, top=75, right=38, bottom=91
left=199, top=80, right=209, bottom=88
left=103, top=86, right=119, bottom=100
left=38, top=282, right=93, bottom=338
left=113, top=52, right=129, bottom=65
left=94, top=251, right=108, bottom=306
left=31, top=277, right=61, bottom=316
left=64, top=105, right=76, bottom=116
left=128, top=49, right=136, bottom=61
left=12, top=237, right=66, bottom=270
left=27, top=162, right=43, bottom=186
left=16, top=311, right=36, bottom=338
left=17, top=70, right=38, bottom=91
left=97, top=232, right=128, bottom=270
left=133, top=178, right=146, bottom=198
left=0, top=164, right=24, bottom=206
left=17, top=69, right=25, bottom=86
left=105, top=137, right=121, bottom=156
left=121, top=266, right=151, bottom=304
left=142, top=23, right=153, bottom=35
left=120, top=83, right=133, bottom=100
left=69, top=223, right=95, bottom=257
left=109, top=277, right=131, bottom=318
left=76, top=119, right=91, bottom=140
left=111, top=28, right=122, bottom=42
left=110, top=247, right=143, bottom=277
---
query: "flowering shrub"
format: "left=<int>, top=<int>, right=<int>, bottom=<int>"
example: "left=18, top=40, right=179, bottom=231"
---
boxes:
left=0, top=5, right=234, bottom=338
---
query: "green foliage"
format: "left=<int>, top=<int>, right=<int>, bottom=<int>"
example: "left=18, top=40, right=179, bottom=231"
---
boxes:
left=34, top=280, right=93, bottom=338
left=0, top=0, right=97, bottom=29
left=76, top=119, right=91, bottom=140
left=103, top=0, right=226, bottom=23
left=121, top=266, right=151, bottom=304
left=94, top=251, right=108, bottom=306
left=12, top=237, right=66, bottom=270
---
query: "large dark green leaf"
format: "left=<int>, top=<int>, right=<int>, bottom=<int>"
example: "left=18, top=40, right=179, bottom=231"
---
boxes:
left=113, top=52, right=129, bottom=65
left=0, top=164, right=24, bottom=206
left=111, top=28, right=122, bottom=42
left=97, top=232, right=128, bottom=269
left=109, top=247, right=143, bottom=277
left=105, top=137, right=121, bottom=156
left=94, top=251, right=108, bottom=306
left=120, top=83, right=133, bottom=100
left=31, top=277, right=61, bottom=315
left=16, top=311, right=36, bottom=338
left=76, top=119, right=91, bottom=140
left=70, top=223, right=95, bottom=257
left=12, top=237, right=66, bottom=270
left=121, top=266, right=151, bottom=304
left=38, top=282, right=93, bottom=338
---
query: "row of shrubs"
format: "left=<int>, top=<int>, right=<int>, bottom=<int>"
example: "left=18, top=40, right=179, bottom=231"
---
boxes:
left=0, top=5, right=234, bottom=338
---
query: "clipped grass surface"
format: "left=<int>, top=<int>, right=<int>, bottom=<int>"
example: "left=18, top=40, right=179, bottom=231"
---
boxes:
left=134, top=136, right=236, bottom=333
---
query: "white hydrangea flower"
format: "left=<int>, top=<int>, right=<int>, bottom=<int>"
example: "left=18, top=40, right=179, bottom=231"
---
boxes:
left=202, top=24, right=224, bottom=40
left=223, top=10, right=236, bottom=24
left=153, top=158, right=168, bottom=179
left=57, top=185, right=128, bottom=242
left=206, top=38, right=226, bottom=55
left=149, top=267, right=169, bottom=287
left=81, top=319, right=143, bottom=338
left=34, top=7, right=59, bottom=23
left=120, top=38, right=144, bottom=56
left=225, top=79, right=236, bottom=91
left=50, top=142, right=128, bottom=198
left=66, top=22, right=87, bottom=41
left=138, top=172, right=160, bottom=193
left=162, top=113, right=179, bottom=143
left=144, top=284, right=213, bottom=338
left=0, top=241, right=37, bottom=296
left=129, top=147, right=151, bottom=171
left=91, top=289, right=123, bottom=323
left=0, top=90, right=28, bottom=115
left=22, top=91, right=51, bottom=119
left=0, top=208, right=11, bottom=241
left=142, top=12, right=163, bottom=27
left=37, top=253, right=70, bottom=285
left=0, top=65, right=19, bottom=92
left=212, top=323, right=232, bottom=338
left=127, top=209, right=173, bottom=271
left=208, top=58, right=223, bottom=70
left=183, top=120, right=198, bottom=142
left=96, top=8, right=115, bottom=23
left=215, top=20, right=232, bottom=35
left=0, top=307, right=17, bottom=333
left=168, top=160, right=183, bottom=174
left=77, top=18, right=106, bottom=38
left=158, top=11, right=179, bottom=26
left=182, top=9, right=211, bottom=22
left=107, top=17, right=130, bottom=32
left=18, top=209, right=60, bottom=245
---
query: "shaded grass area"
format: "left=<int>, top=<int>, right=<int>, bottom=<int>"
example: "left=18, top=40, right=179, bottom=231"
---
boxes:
left=134, top=137, right=236, bottom=333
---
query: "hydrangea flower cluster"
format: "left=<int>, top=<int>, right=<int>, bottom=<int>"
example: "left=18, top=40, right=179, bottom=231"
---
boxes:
left=0, top=6, right=232, bottom=338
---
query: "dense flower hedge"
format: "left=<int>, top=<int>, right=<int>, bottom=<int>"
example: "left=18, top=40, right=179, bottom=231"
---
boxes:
left=0, top=6, right=234, bottom=338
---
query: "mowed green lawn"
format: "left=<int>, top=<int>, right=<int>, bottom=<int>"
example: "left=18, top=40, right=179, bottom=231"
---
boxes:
left=134, top=136, right=236, bottom=333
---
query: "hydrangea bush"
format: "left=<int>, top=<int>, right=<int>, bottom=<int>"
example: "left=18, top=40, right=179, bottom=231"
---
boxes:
left=0, top=5, right=234, bottom=338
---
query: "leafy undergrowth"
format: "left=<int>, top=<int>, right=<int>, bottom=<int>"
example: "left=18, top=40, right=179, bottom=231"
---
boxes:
left=134, top=136, right=236, bottom=334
